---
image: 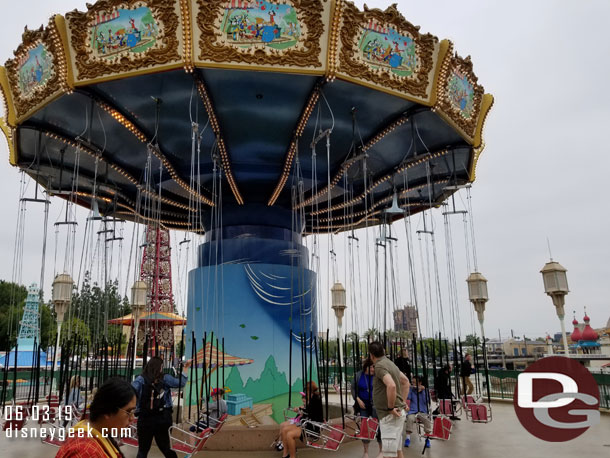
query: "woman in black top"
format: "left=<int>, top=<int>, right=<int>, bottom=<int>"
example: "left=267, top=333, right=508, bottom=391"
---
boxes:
left=280, top=381, right=323, bottom=458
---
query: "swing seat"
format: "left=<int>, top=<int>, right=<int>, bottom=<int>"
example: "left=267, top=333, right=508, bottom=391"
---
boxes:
left=461, top=395, right=477, bottom=407
left=426, top=416, right=452, bottom=441
left=438, top=399, right=460, bottom=417
left=41, top=423, right=66, bottom=447
left=120, top=418, right=139, bottom=447
left=302, top=420, right=345, bottom=451
left=343, top=414, right=379, bottom=440
left=467, top=403, right=492, bottom=423
left=46, top=395, right=60, bottom=409
left=187, top=412, right=228, bottom=434
left=169, top=425, right=213, bottom=457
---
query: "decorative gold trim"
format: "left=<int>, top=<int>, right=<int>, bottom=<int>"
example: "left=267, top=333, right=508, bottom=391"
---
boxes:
left=194, top=75, right=243, bottom=205
left=336, top=2, right=438, bottom=103
left=54, top=15, right=75, bottom=88
left=0, top=67, right=16, bottom=127
left=65, top=0, right=181, bottom=82
left=469, top=94, right=494, bottom=181
left=428, top=39, right=450, bottom=106
left=473, top=93, right=494, bottom=148
left=434, top=51, right=485, bottom=143
left=72, top=62, right=184, bottom=86
left=196, top=0, right=325, bottom=69
left=268, top=84, right=321, bottom=206
left=325, top=0, right=342, bottom=81
left=0, top=118, right=17, bottom=166
left=179, top=0, right=194, bottom=72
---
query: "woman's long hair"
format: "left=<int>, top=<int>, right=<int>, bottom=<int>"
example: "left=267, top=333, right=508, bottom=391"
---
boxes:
left=141, top=356, right=164, bottom=383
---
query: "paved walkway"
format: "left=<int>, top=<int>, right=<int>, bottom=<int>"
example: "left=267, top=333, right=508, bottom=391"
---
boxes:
left=1, top=402, right=609, bottom=457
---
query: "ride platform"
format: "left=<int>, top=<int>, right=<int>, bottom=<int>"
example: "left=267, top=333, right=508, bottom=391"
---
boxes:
left=1, top=402, right=608, bottom=457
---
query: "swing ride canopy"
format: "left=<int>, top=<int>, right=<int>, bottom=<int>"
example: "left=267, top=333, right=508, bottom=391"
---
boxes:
left=107, top=310, right=187, bottom=326
left=0, top=0, right=493, bottom=235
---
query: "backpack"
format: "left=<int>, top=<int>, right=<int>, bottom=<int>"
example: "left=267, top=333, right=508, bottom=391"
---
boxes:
left=140, top=377, right=166, bottom=416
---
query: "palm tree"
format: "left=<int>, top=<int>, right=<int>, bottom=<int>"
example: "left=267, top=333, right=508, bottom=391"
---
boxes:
left=364, top=328, right=379, bottom=341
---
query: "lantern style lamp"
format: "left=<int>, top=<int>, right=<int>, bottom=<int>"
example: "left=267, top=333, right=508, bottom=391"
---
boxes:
left=331, top=282, right=347, bottom=364
left=130, top=280, right=148, bottom=366
left=51, top=273, right=74, bottom=362
left=466, top=272, right=489, bottom=341
left=540, top=260, right=570, bottom=356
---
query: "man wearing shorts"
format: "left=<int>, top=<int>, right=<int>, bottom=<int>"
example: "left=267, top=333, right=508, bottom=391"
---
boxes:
left=369, top=341, right=410, bottom=458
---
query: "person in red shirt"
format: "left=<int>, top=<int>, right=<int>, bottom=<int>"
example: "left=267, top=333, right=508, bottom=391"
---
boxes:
left=56, top=377, right=137, bottom=458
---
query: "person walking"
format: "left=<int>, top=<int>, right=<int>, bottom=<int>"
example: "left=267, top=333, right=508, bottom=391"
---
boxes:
left=132, top=356, right=187, bottom=458
left=369, top=342, right=410, bottom=458
left=460, top=354, right=474, bottom=395
left=404, top=376, right=432, bottom=449
left=351, top=358, right=381, bottom=458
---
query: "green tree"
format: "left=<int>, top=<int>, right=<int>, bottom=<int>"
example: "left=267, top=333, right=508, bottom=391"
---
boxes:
left=50, top=317, right=91, bottom=346
left=0, top=281, right=46, bottom=350
left=364, top=328, right=379, bottom=341
left=462, top=334, right=481, bottom=350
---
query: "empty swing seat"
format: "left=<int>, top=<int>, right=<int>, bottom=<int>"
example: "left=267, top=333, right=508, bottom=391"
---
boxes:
left=438, top=399, right=454, bottom=416
left=343, top=414, right=379, bottom=440
left=169, top=426, right=213, bottom=457
left=468, top=403, right=491, bottom=423
left=302, top=420, right=345, bottom=451
left=428, top=416, right=453, bottom=441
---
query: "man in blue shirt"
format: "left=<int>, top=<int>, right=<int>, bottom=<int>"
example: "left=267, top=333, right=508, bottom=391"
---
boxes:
left=404, top=376, right=432, bottom=448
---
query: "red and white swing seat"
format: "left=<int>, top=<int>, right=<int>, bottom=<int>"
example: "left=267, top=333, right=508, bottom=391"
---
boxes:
left=300, top=420, right=346, bottom=451
left=168, top=413, right=228, bottom=456
left=169, top=426, right=214, bottom=457
left=461, top=395, right=492, bottom=423
left=343, top=414, right=379, bottom=441
left=437, top=398, right=462, bottom=417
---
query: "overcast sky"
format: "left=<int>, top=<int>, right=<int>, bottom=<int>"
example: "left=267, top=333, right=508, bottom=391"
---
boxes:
left=0, top=1, right=608, bottom=340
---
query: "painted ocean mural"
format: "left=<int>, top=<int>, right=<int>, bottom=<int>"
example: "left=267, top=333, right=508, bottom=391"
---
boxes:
left=184, top=231, right=317, bottom=422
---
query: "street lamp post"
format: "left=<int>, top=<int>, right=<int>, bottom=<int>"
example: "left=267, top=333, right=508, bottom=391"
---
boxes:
left=331, top=282, right=347, bottom=366
left=466, top=272, right=489, bottom=342
left=131, top=280, right=148, bottom=371
left=51, top=273, right=73, bottom=394
left=540, top=261, right=570, bottom=357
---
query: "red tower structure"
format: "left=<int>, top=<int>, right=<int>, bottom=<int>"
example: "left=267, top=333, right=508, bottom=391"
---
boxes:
left=139, top=225, right=175, bottom=352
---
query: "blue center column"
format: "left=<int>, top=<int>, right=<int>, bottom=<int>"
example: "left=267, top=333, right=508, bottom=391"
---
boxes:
left=184, top=221, right=317, bottom=423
